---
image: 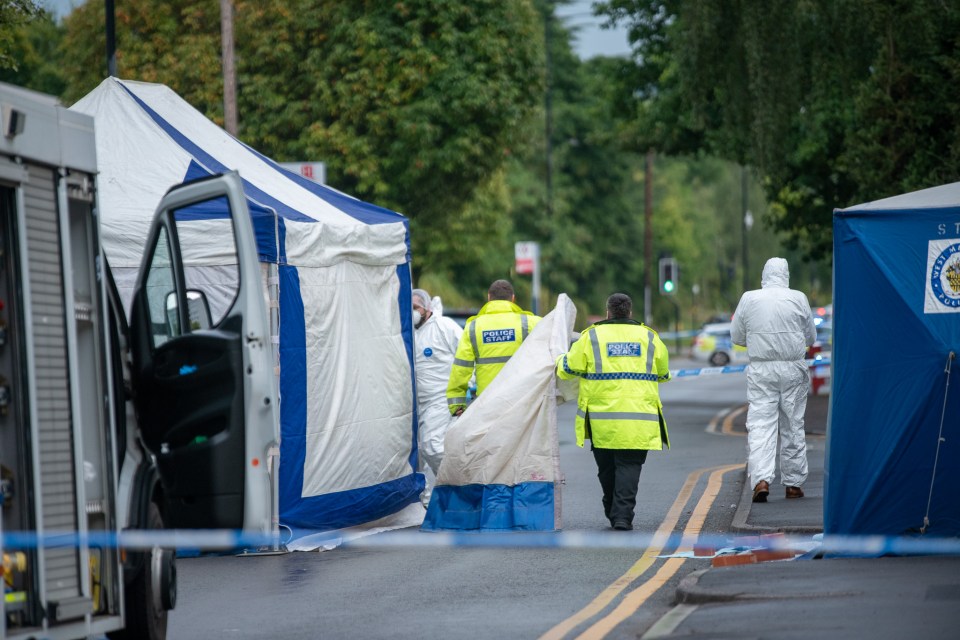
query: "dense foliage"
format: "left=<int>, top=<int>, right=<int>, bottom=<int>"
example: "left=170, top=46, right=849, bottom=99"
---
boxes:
left=2, top=1, right=838, bottom=328
left=598, top=0, right=960, bottom=261
left=57, top=0, right=544, bottom=279
left=0, top=0, right=40, bottom=71
left=0, top=6, right=64, bottom=95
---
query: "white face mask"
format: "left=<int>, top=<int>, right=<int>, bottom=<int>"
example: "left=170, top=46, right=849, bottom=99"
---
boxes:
left=412, top=310, right=422, bottom=327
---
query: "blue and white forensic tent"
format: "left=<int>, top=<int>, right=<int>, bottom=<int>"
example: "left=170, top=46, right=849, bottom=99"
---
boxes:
left=72, top=78, right=423, bottom=530
left=422, top=294, right=576, bottom=531
left=828, top=182, right=960, bottom=536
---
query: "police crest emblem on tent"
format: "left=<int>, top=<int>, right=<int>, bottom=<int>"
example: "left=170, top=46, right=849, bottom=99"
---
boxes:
left=925, top=239, right=960, bottom=313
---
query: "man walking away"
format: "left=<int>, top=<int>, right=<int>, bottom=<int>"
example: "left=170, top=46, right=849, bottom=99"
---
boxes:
left=731, top=257, right=817, bottom=503
left=446, top=279, right=540, bottom=416
left=556, top=293, right=671, bottom=530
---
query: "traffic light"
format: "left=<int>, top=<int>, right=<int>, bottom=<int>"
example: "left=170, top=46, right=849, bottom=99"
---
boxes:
left=659, top=257, right=678, bottom=295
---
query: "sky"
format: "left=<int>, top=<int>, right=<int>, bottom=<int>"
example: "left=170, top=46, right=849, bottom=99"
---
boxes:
left=42, top=0, right=75, bottom=20
left=42, top=0, right=632, bottom=60
left=556, top=1, right=633, bottom=59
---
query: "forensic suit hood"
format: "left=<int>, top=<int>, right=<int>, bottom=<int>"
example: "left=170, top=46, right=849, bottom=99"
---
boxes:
left=761, top=257, right=790, bottom=288
left=732, top=258, right=816, bottom=362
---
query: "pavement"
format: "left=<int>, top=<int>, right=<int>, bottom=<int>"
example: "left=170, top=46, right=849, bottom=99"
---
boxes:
left=730, top=393, right=828, bottom=535
left=641, top=393, right=960, bottom=639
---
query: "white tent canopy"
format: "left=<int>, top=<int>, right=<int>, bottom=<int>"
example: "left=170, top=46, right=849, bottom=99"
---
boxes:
left=72, top=78, right=423, bottom=530
left=840, top=181, right=960, bottom=211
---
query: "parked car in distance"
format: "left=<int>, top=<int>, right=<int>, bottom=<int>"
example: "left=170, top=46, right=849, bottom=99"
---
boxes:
left=813, top=303, right=832, bottom=327
left=807, top=320, right=832, bottom=360
left=691, top=322, right=749, bottom=366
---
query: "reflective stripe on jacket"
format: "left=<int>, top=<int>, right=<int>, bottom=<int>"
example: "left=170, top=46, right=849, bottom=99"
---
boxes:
left=556, top=319, right=671, bottom=450
left=446, top=299, right=540, bottom=413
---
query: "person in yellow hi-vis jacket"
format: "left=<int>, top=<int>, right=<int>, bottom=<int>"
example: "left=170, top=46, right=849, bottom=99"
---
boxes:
left=556, top=293, right=671, bottom=531
left=446, top=279, right=541, bottom=416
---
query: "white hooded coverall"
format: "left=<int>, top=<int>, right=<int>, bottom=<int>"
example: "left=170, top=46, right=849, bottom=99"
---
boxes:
left=731, top=258, right=817, bottom=490
left=413, top=297, right=463, bottom=497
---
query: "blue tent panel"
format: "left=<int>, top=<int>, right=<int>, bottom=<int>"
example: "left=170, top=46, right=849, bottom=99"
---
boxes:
left=282, top=474, right=425, bottom=531
left=828, top=203, right=960, bottom=536
left=421, top=482, right=556, bottom=532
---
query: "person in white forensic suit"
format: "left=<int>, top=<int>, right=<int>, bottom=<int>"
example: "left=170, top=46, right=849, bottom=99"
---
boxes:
left=731, top=257, right=817, bottom=503
left=412, top=288, right=463, bottom=506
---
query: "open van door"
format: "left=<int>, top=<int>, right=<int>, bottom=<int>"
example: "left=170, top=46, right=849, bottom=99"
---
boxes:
left=128, top=172, right=277, bottom=536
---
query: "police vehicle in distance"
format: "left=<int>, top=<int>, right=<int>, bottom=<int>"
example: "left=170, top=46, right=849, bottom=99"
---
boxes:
left=691, top=322, right=749, bottom=367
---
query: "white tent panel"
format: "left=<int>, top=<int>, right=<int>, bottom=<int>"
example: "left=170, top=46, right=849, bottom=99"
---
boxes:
left=71, top=77, right=422, bottom=531
left=284, top=218, right=407, bottom=267
left=299, top=262, right=414, bottom=496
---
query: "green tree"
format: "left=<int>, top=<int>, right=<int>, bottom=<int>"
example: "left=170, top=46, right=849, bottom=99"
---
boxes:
left=507, top=7, right=643, bottom=317
left=59, top=0, right=544, bottom=276
left=505, top=4, right=773, bottom=326
left=415, top=168, right=517, bottom=304
left=598, top=0, right=960, bottom=262
left=0, top=0, right=39, bottom=71
left=0, top=8, right=66, bottom=95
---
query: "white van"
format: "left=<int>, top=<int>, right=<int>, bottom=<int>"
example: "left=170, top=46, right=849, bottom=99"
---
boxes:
left=0, top=82, right=277, bottom=640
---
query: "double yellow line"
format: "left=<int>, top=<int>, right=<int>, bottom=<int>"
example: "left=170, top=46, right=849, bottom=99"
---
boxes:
left=707, top=404, right=748, bottom=436
left=540, top=463, right=744, bottom=640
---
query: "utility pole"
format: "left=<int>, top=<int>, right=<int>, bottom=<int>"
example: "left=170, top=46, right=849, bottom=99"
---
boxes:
left=644, top=150, right=654, bottom=326
left=544, top=7, right=554, bottom=219
left=105, top=0, right=116, bottom=77
left=220, top=0, right=238, bottom=136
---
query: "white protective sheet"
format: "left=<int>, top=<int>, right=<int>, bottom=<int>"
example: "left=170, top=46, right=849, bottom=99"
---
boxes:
left=435, top=294, right=576, bottom=524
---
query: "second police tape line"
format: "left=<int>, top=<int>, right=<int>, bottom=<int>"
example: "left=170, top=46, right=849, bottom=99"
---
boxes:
left=3, top=528, right=959, bottom=558
left=669, top=356, right=831, bottom=380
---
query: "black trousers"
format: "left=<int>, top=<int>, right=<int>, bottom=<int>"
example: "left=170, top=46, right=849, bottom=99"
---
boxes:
left=592, top=447, right=648, bottom=525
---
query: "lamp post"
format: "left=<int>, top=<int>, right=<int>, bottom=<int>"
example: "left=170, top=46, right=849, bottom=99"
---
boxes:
left=743, top=208, right=754, bottom=292
left=741, top=165, right=753, bottom=293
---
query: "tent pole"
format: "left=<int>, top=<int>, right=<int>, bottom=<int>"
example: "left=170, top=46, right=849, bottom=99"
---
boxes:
left=921, top=351, right=955, bottom=534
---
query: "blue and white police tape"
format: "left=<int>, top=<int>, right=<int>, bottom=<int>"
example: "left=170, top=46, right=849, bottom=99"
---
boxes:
left=343, top=530, right=960, bottom=557
left=0, top=529, right=276, bottom=551
left=657, top=329, right=702, bottom=340
left=670, top=356, right=831, bottom=380
left=3, top=528, right=959, bottom=557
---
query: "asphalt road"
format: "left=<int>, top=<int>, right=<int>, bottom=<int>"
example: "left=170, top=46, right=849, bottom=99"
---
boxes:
left=168, top=360, right=753, bottom=639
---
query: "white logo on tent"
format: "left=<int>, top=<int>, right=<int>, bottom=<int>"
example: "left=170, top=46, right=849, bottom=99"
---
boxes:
left=925, top=239, right=960, bottom=313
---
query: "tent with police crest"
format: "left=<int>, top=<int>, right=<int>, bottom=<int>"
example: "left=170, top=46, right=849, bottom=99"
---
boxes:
left=72, top=77, right=424, bottom=534
left=827, top=182, right=960, bottom=537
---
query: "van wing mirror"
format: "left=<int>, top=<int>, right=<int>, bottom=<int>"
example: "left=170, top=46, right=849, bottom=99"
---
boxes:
left=164, top=289, right=213, bottom=333
left=186, top=289, right=212, bottom=331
